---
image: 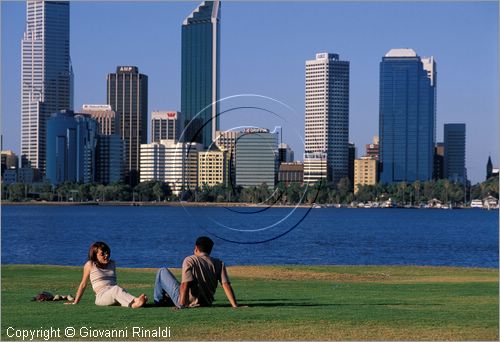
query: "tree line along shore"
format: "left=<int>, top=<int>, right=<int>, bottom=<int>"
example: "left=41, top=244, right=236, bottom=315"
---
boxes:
left=2, top=177, right=498, bottom=208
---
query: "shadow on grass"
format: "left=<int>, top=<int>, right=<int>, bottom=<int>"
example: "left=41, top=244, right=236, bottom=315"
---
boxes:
left=141, top=301, right=444, bottom=309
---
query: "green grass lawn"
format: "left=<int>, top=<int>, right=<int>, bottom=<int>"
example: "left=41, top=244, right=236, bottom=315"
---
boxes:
left=2, top=265, right=498, bottom=340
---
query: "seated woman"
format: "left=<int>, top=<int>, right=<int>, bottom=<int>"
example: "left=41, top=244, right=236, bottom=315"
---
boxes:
left=66, top=241, right=147, bottom=308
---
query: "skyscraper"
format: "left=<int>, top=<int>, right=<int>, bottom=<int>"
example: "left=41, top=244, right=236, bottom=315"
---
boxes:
left=21, top=0, right=73, bottom=173
left=107, top=66, right=148, bottom=186
left=181, top=0, right=220, bottom=148
left=304, top=53, right=350, bottom=184
left=444, top=123, right=466, bottom=183
left=379, top=49, right=436, bottom=183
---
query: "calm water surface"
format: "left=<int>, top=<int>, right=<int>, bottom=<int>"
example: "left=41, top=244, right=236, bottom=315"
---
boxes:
left=2, top=205, right=498, bottom=268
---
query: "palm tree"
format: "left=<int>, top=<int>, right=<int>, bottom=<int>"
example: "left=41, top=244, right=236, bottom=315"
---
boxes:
left=412, top=180, right=421, bottom=206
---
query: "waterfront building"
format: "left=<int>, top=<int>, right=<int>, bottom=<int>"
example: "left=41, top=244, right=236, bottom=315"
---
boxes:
left=151, top=111, right=183, bottom=143
left=96, top=135, right=124, bottom=185
left=2, top=169, right=17, bottom=184
left=181, top=0, right=220, bottom=148
left=45, top=110, right=99, bottom=185
left=215, top=130, right=241, bottom=186
left=303, top=152, right=327, bottom=184
left=107, top=66, right=148, bottom=186
left=165, top=141, right=201, bottom=195
left=433, top=142, right=444, bottom=180
left=354, top=157, right=379, bottom=193
left=278, top=143, right=294, bottom=163
left=1, top=150, right=18, bottom=175
left=140, top=142, right=166, bottom=183
left=139, top=140, right=201, bottom=194
left=82, top=104, right=124, bottom=184
left=81, top=105, right=120, bottom=136
left=21, top=0, right=73, bottom=173
left=304, top=52, right=350, bottom=184
left=198, top=148, right=228, bottom=187
left=235, top=128, right=278, bottom=188
left=444, top=123, right=466, bottom=183
left=348, top=143, right=356, bottom=188
left=278, top=162, right=304, bottom=185
left=17, top=166, right=40, bottom=184
left=365, top=136, right=379, bottom=160
left=379, top=49, right=436, bottom=183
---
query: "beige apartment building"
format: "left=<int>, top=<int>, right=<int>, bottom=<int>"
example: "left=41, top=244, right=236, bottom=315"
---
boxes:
left=198, top=149, right=228, bottom=187
left=354, top=157, right=379, bottom=193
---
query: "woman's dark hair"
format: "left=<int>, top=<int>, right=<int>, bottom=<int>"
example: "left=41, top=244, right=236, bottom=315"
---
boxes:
left=88, top=241, right=111, bottom=264
left=195, top=236, right=214, bottom=254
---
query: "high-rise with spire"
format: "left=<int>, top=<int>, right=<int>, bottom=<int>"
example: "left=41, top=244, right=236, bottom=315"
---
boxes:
left=21, top=0, right=73, bottom=173
left=181, top=0, right=220, bottom=148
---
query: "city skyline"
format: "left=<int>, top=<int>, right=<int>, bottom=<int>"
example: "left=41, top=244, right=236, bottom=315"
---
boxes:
left=2, top=1, right=498, bottom=183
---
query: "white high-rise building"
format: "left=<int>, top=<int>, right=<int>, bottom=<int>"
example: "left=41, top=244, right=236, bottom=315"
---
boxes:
left=21, top=0, right=73, bottom=172
left=140, top=140, right=201, bottom=195
left=304, top=53, right=349, bottom=184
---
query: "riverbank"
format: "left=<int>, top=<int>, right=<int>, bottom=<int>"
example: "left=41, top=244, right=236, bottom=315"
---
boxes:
left=0, top=200, right=308, bottom=208
left=2, top=264, right=498, bottom=340
left=1, top=200, right=493, bottom=209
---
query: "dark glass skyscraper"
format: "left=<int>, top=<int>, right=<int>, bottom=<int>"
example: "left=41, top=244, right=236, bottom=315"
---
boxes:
left=181, top=0, right=220, bottom=148
left=444, top=123, right=466, bottom=183
left=379, top=49, right=436, bottom=183
left=46, top=110, right=98, bottom=185
left=107, top=66, right=148, bottom=185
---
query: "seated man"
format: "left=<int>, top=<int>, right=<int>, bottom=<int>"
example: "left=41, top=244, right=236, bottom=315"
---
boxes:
left=154, top=236, right=239, bottom=308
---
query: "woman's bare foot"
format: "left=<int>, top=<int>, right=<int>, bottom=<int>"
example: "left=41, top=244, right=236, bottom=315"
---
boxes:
left=131, top=294, right=147, bottom=308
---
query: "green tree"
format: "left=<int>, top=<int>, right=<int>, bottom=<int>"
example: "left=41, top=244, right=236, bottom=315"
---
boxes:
left=337, top=177, right=351, bottom=203
left=7, top=183, right=25, bottom=201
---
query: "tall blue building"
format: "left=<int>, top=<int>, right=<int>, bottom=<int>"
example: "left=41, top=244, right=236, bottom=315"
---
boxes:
left=21, top=0, right=74, bottom=173
left=181, top=0, right=220, bottom=148
left=444, top=123, right=466, bottom=183
left=46, top=110, right=98, bottom=185
left=379, top=49, right=436, bottom=183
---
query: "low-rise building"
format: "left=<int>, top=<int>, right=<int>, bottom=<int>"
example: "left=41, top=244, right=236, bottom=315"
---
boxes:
left=354, top=157, right=379, bottom=193
left=278, top=162, right=303, bottom=185
left=140, top=140, right=201, bottom=195
left=303, top=152, right=327, bottom=184
left=198, top=149, right=228, bottom=187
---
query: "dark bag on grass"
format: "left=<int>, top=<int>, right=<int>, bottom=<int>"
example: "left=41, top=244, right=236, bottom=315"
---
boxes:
left=32, top=291, right=54, bottom=301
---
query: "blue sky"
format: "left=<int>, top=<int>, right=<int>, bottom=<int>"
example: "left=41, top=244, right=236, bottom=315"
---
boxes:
left=1, top=1, right=498, bottom=183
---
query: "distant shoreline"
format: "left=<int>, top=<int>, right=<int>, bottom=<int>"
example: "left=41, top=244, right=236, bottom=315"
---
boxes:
left=1, top=201, right=489, bottom=210
left=0, top=200, right=309, bottom=208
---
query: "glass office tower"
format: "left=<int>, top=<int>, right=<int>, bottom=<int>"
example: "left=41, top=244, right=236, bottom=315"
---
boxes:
left=379, top=49, right=436, bottom=183
left=46, top=111, right=98, bottom=185
left=21, top=0, right=73, bottom=173
left=181, top=0, right=220, bottom=148
left=444, top=123, right=466, bottom=183
left=107, top=66, right=148, bottom=186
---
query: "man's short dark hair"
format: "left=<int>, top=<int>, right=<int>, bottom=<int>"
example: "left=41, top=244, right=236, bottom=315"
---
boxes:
left=196, top=236, right=214, bottom=254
